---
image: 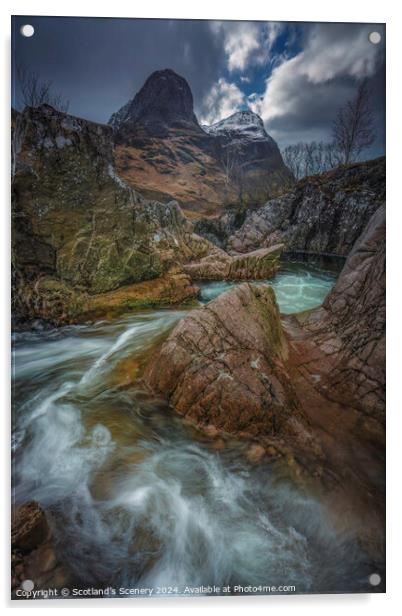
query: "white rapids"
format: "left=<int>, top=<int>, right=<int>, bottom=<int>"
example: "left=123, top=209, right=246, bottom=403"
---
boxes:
left=12, top=266, right=376, bottom=595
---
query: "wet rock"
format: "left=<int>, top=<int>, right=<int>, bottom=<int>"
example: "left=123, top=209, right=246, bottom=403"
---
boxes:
left=227, top=245, right=283, bottom=279
left=182, top=244, right=283, bottom=281
left=13, top=266, right=200, bottom=327
left=11, top=501, right=74, bottom=594
left=304, top=204, right=385, bottom=423
left=212, top=438, right=226, bottom=451
left=12, top=502, right=50, bottom=552
left=109, top=357, right=141, bottom=387
left=144, top=283, right=305, bottom=438
left=228, top=157, right=385, bottom=256
left=203, top=424, right=220, bottom=438
left=26, top=544, right=57, bottom=575
left=246, top=444, right=266, bottom=463
left=182, top=248, right=231, bottom=280
left=81, top=266, right=200, bottom=319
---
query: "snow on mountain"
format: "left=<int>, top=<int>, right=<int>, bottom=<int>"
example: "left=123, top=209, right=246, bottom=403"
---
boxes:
left=202, top=110, right=274, bottom=144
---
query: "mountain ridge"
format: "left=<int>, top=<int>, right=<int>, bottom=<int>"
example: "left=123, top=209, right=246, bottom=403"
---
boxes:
left=109, top=69, right=294, bottom=215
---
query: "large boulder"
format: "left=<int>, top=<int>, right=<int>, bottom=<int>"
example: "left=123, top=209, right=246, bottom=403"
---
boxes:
left=11, top=105, right=215, bottom=324
left=144, top=283, right=304, bottom=438
left=227, top=158, right=385, bottom=256
left=227, top=245, right=283, bottom=280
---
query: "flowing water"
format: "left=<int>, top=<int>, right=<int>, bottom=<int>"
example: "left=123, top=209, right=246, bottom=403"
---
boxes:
left=12, top=262, right=380, bottom=596
left=198, top=260, right=338, bottom=313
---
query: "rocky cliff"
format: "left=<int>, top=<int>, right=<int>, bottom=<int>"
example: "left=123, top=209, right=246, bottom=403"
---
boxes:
left=11, top=104, right=214, bottom=325
left=302, top=204, right=385, bottom=423
left=224, top=157, right=385, bottom=255
left=110, top=70, right=293, bottom=215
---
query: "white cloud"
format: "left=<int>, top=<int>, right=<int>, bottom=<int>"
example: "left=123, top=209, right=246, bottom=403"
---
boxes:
left=263, top=22, right=283, bottom=56
left=200, top=78, right=245, bottom=125
left=210, top=22, right=259, bottom=72
left=210, top=21, right=283, bottom=73
left=253, top=23, right=384, bottom=129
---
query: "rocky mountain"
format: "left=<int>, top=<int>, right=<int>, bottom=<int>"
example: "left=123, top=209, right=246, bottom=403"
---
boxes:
left=203, top=110, right=269, bottom=139
left=109, top=69, right=293, bottom=216
left=196, top=157, right=385, bottom=255
left=110, top=69, right=203, bottom=139
left=203, top=110, right=293, bottom=208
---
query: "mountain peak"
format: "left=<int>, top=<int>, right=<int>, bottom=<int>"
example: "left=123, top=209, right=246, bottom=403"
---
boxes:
left=109, top=69, right=202, bottom=137
left=203, top=110, right=270, bottom=141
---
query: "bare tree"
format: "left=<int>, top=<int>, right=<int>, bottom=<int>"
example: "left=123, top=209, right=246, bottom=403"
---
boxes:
left=282, top=142, right=304, bottom=180
left=283, top=81, right=375, bottom=179
left=16, top=64, right=69, bottom=113
left=323, top=141, right=343, bottom=169
left=236, top=162, right=245, bottom=204
left=220, top=143, right=246, bottom=202
left=332, top=79, right=375, bottom=164
left=282, top=141, right=342, bottom=180
left=221, top=145, right=238, bottom=187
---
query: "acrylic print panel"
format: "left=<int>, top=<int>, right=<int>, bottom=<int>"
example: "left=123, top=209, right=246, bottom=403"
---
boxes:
left=11, top=16, right=385, bottom=600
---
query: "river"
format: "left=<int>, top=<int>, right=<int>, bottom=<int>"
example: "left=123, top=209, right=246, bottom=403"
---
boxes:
left=11, top=261, right=380, bottom=596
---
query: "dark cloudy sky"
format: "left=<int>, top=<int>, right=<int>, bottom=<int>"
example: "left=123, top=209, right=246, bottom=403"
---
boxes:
left=12, top=16, right=385, bottom=155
